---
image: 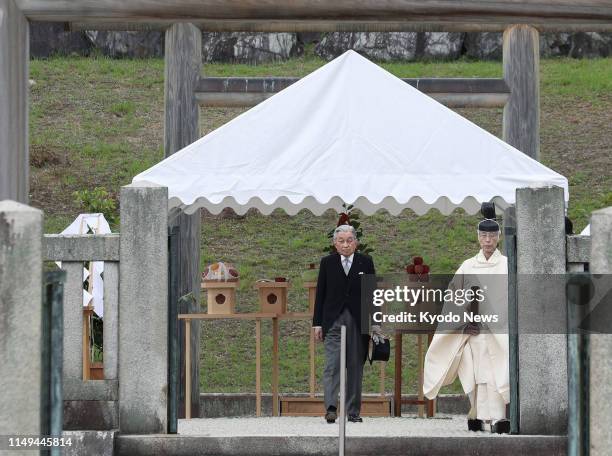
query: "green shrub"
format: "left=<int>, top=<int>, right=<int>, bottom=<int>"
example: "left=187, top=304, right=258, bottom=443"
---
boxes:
left=73, top=187, right=117, bottom=224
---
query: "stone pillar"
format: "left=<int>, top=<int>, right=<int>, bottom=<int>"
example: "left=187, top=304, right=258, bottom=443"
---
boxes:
left=0, top=0, right=29, bottom=202
left=503, top=206, right=520, bottom=433
left=62, top=261, right=84, bottom=380
left=103, top=262, right=119, bottom=380
left=589, top=207, right=612, bottom=456
left=165, top=22, right=202, bottom=419
left=0, top=201, right=43, bottom=453
left=119, top=184, right=168, bottom=433
left=503, top=25, right=540, bottom=161
left=515, top=186, right=567, bottom=434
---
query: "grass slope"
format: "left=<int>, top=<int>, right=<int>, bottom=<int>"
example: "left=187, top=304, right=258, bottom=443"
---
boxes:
left=29, top=53, right=611, bottom=395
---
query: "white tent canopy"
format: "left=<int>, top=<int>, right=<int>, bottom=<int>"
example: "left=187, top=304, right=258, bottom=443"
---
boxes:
left=133, top=50, right=568, bottom=216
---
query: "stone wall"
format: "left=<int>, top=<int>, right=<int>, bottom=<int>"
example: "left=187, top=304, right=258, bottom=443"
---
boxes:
left=316, top=31, right=612, bottom=61
left=29, top=24, right=612, bottom=61
left=315, top=32, right=464, bottom=60
left=30, top=24, right=300, bottom=63
left=202, top=32, right=301, bottom=63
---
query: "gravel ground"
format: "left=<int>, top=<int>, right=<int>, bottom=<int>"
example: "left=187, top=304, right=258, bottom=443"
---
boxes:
left=178, top=415, right=506, bottom=437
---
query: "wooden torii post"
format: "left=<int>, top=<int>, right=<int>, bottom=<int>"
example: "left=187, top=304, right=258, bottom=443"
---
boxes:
left=1, top=0, right=611, bottom=433
left=165, top=22, right=203, bottom=419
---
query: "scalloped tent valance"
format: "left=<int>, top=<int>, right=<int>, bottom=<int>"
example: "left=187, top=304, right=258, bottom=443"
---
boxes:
left=133, top=50, right=568, bottom=216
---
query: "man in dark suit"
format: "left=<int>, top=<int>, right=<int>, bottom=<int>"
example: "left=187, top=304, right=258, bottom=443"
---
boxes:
left=313, top=224, right=379, bottom=423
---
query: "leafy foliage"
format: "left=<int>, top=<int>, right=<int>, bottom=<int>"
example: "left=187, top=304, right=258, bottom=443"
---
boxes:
left=73, top=187, right=117, bottom=224
left=325, top=203, right=374, bottom=255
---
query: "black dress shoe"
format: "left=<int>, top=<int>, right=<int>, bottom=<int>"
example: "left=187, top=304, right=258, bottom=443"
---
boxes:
left=325, top=406, right=337, bottom=423
left=348, top=414, right=363, bottom=423
left=491, top=419, right=510, bottom=434
left=467, top=419, right=484, bottom=431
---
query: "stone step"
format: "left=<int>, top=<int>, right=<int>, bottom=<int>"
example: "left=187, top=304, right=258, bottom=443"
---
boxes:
left=62, top=430, right=115, bottom=456
left=113, top=416, right=566, bottom=456
left=115, top=434, right=566, bottom=456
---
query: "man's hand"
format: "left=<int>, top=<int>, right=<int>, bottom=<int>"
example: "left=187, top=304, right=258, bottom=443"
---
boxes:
left=371, top=325, right=383, bottom=344
left=314, top=327, right=323, bottom=342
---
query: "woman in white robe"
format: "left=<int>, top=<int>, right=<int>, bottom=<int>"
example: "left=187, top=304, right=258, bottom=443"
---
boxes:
left=423, top=206, right=510, bottom=434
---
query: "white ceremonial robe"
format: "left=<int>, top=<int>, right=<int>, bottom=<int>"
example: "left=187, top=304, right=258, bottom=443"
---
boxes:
left=423, top=249, right=509, bottom=421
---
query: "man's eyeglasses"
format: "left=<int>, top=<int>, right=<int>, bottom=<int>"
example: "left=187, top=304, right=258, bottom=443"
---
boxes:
left=335, top=238, right=356, bottom=245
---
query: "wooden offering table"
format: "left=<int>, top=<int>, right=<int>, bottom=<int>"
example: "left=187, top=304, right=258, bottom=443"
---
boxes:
left=275, top=312, right=316, bottom=411
left=178, top=312, right=277, bottom=418
left=182, top=281, right=392, bottom=419
left=179, top=309, right=323, bottom=418
left=180, top=310, right=392, bottom=418
left=302, top=281, right=317, bottom=313
left=391, top=278, right=439, bottom=418
left=394, top=330, right=436, bottom=418
left=178, top=311, right=321, bottom=418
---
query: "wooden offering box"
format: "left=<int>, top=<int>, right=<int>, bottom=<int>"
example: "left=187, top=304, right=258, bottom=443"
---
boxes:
left=255, top=281, right=290, bottom=314
left=202, top=280, right=239, bottom=314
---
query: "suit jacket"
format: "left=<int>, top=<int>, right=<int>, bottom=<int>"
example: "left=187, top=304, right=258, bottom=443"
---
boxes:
left=312, top=251, right=376, bottom=339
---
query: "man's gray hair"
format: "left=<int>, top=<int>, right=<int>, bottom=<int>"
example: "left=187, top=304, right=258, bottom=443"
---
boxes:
left=333, top=224, right=358, bottom=242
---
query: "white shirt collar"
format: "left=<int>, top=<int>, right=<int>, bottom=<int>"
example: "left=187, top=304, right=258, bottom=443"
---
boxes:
left=341, top=253, right=354, bottom=264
